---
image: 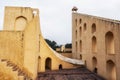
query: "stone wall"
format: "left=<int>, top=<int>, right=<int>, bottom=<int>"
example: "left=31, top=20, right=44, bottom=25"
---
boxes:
left=72, top=12, right=120, bottom=80
left=0, top=31, right=24, bottom=66
left=3, top=6, right=33, bottom=31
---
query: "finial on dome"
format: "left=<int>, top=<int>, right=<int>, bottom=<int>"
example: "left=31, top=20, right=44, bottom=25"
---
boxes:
left=72, top=6, right=78, bottom=12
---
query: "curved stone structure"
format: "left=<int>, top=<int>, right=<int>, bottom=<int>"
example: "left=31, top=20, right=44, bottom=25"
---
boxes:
left=48, top=43, right=84, bottom=65
left=0, top=6, right=84, bottom=80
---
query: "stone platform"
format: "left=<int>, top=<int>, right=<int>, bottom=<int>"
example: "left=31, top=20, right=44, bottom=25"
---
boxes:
left=37, top=67, right=105, bottom=80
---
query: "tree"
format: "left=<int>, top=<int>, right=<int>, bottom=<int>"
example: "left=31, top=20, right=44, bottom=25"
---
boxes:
left=45, top=39, right=60, bottom=50
left=65, top=43, right=72, bottom=48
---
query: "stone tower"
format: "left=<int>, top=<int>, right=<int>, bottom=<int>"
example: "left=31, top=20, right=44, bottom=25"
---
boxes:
left=3, top=6, right=41, bottom=79
left=4, top=6, right=40, bottom=32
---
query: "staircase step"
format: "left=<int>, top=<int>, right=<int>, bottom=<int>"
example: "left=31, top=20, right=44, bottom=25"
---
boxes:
left=0, top=59, right=32, bottom=80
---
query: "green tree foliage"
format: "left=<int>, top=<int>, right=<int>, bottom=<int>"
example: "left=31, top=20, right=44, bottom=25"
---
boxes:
left=45, top=39, right=72, bottom=52
left=65, top=43, right=72, bottom=48
left=45, top=39, right=60, bottom=50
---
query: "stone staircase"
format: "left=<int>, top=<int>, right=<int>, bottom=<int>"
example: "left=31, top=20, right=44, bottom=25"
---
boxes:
left=0, top=59, right=33, bottom=80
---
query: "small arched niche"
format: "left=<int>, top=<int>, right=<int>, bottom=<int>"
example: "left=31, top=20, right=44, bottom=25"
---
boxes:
left=59, top=64, right=63, bottom=70
left=105, top=31, right=115, bottom=54
left=79, top=27, right=82, bottom=37
left=83, top=23, right=87, bottom=31
left=75, top=19, right=77, bottom=27
left=38, top=56, right=41, bottom=72
left=106, top=60, right=116, bottom=80
left=92, top=36, right=97, bottom=53
left=92, top=57, right=97, bottom=73
left=92, top=23, right=96, bottom=33
left=15, top=16, right=27, bottom=31
left=76, top=41, right=78, bottom=53
left=79, top=40, right=82, bottom=52
left=80, top=54, right=82, bottom=60
left=75, top=30, right=77, bottom=39
left=45, top=57, right=52, bottom=70
left=79, top=19, right=82, bottom=24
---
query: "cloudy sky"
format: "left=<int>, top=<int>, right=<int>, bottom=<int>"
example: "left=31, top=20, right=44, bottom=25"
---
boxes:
left=0, top=0, right=120, bottom=45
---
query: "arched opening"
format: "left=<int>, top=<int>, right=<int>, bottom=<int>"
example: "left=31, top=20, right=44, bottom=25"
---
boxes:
left=107, top=60, right=116, bottom=80
left=92, top=57, right=97, bottom=73
left=75, top=30, right=77, bottom=39
left=75, top=19, right=77, bottom=27
left=59, top=64, right=63, bottom=70
left=105, top=31, right=114, bottom=54
left=15, top=16, right=27, bottom=30
left=92, top=36, right=97, bottom=53
left=80, top=54, right=82, bottom=60
left=38, top=56, right=41, bottom=72
left=85, top=60, right=87, bottom=67
left=79, top=19, right=82, bottom=24
left=92, top=23, right=96, bottom=33
left=45, top=57, right=52, bottom=70
left=76, top=41, right=78, bottom=53
left=79, top=40, right=82, bottom=52
left=79, top=27, right=82, bottom=37
left=84, top=23, right=87, bottom=31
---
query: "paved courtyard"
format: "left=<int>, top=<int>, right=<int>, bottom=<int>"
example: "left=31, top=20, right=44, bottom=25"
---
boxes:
left=37, top=67, right=105, bottom=80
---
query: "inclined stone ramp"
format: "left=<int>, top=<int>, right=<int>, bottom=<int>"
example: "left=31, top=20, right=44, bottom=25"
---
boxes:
left=52, top=49, right=84, bottom=65
left=40, top=33, right=85, bottom=66
left=46, top=39, right=84, bottom=65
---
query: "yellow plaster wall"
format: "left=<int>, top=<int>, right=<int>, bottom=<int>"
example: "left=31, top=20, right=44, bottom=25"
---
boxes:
left=23, top=13, right=40, bottom=79
left=39, top=35, right=75, bottom=72
left=0, top=31, right=24, bottom=66
left=0, top=6, right=81, bottom=80
left=72, top=12, right=120, bottom=80
left=3, top=6, right=33, bottom=31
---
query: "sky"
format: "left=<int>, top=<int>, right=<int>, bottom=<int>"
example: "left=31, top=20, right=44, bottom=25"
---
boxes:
left=0, top=0, right=120, bottom=45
